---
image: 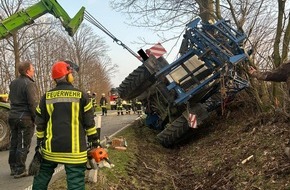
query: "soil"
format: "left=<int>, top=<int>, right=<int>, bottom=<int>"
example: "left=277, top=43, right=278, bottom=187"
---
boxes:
left=105, top=96, right=290, bottom=189
left=50, top=94, right=290, bottom=190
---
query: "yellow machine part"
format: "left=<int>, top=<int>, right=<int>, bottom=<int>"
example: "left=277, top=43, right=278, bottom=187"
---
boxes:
left=0, top=94, right=8, bottom=102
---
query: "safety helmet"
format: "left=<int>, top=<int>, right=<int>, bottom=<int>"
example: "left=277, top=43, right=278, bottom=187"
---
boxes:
left=102, top=93, right=105, bottom=96
left=51, top=61, right=71, bottom=79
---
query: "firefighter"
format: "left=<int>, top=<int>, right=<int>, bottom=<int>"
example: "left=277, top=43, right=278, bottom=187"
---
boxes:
left=131, top=98, right=137, bottom=114
left=126, top=100, right=132, bottom=115
left=125, top=100, right=132, bottom=114
left=92, top=92, right=97, bottom=114
left=122, top=100, right=128, bottom=114
left=32, top=61, right=99, bottom=190
left=135, top=99, right=142, bottom=116
left=87, top=90, right=91, bottom=97
left=100, top=93, right=108, bottom=116
left=116, top=97, right=123, bottom=115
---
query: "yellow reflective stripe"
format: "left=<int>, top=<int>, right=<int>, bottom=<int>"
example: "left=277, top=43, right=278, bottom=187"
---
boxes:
left=46, top=103, right=54, bottom=152
left=36, top=106, right=41, bottom=114
left=71, top=102, right=80, bottom=153
left=86, top=126, right=97, bottom=136
left=42, top=149, right=87, bottom=164
left=43, top=156, right=87, bottom=164
left=46, top=97, right=79, bottom=104
left=84, top=101, right=93, bottom=112
left=36, top=131, right=44, bottom=138
left=42, top=148, right=87, bottom=157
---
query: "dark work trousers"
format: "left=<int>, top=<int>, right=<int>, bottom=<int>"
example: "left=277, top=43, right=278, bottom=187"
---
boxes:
left=32, top=159, right=86, bottom=190
left=117, top=106, right=123, bottom=115
left=136, top=104, right=142, bottom=115
left=8, top=118, right=34, bottom=175
left=101, top=106, right=107, bottom=115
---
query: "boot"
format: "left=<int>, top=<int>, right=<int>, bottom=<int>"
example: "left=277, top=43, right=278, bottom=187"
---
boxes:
left=14, top=170, right=28, bottom=179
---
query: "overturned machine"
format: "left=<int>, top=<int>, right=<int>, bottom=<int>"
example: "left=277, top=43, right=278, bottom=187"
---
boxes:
left=117, top=18, right=249, bottom=147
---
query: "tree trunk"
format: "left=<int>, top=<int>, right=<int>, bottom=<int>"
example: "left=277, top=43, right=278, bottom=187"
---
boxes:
left=272, top=0, right=287, bottom=107
left=196, top=0, right=214, bottom=23
left=12, top=34, right=20, bottom=78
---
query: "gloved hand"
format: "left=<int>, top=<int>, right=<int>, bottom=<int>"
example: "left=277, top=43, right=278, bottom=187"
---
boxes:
left=88, top=134, right=101, bottom=148
left=92, top=139, right=101, bottom=148
left=29, top=139, right=43, bottom=176
left=88, top=139, right=101, bottom=148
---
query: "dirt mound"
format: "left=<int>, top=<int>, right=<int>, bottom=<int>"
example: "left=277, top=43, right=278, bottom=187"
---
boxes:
left=49, top=101, right=290, bottom=190
left=111, top=105, right=290, bottom=189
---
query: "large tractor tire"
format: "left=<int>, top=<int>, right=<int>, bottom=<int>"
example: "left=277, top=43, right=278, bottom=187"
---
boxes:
left=157, top=115, right=192, bottom=148
left=0, top=108, right=10, bottom=150
left=118, top=64, right=155, bottom=100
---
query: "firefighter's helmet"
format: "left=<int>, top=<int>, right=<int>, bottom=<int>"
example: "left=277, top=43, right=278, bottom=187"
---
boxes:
left=51, top=61, right=72, bottom=79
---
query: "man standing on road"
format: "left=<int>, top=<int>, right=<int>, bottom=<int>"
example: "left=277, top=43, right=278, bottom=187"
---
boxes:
left=8, top=61, right=38, bottom=178
left=249, top=61, right=290, bottom=159
left=32, top=61, right=100, bottom=190
left=100, top=93, right=108, bottom=116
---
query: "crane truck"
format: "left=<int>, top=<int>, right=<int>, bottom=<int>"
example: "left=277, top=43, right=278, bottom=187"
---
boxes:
left=0, top=0, right=85, bottom=150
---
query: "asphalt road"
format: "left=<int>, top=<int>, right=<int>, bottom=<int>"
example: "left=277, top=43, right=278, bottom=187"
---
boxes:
left=0, top=110, right=139, bottom=190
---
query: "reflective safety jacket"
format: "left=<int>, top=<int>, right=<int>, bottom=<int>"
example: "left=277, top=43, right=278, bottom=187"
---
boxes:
left=136, top=101, right=142, bottom=111
left=35, top=82, right=97, bottom=164
left=99, top=97, right=107, bottom=108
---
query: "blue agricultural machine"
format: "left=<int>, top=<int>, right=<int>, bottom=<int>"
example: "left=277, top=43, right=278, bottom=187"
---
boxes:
left=117, top=18, right=250, bottom=147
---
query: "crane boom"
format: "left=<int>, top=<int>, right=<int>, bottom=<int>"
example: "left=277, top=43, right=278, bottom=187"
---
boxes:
left=0, top=0, right=85, bottom=40
left=84, top=11, right=142, bottom=62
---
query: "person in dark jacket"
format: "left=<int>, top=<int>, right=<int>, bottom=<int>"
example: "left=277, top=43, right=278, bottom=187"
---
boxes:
left=32, top=61, right=99, bottom=190
left=8, top=61, right=38, bottom=178
left=116, top=97, right=123, bottom=115
left=249, top=60, right=290, bottom=159
left=100, top=93, right=108, bottom=116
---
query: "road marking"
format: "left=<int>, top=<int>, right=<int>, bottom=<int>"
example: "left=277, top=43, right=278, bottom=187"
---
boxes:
left=107, top=117, right=140, bottom=139
left=97, top=115, right=101, bottom=129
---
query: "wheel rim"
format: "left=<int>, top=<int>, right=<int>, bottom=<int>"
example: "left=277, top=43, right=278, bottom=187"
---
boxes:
left=0, top=119, right=7, bottom=141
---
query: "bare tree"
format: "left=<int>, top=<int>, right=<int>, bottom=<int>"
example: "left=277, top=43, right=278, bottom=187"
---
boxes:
left=0, top=39, right=14, bottom=92
left=110, top=0, right=290, bottom=110
left=0, top=0, right=58, bottom=95
left=62, top=23, right=118, bottom=92
left=22, top=17, right=64, bottom=96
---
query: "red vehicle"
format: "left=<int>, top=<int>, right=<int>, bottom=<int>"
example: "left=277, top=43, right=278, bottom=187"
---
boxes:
left=109, top=88, right=119, bottom=110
